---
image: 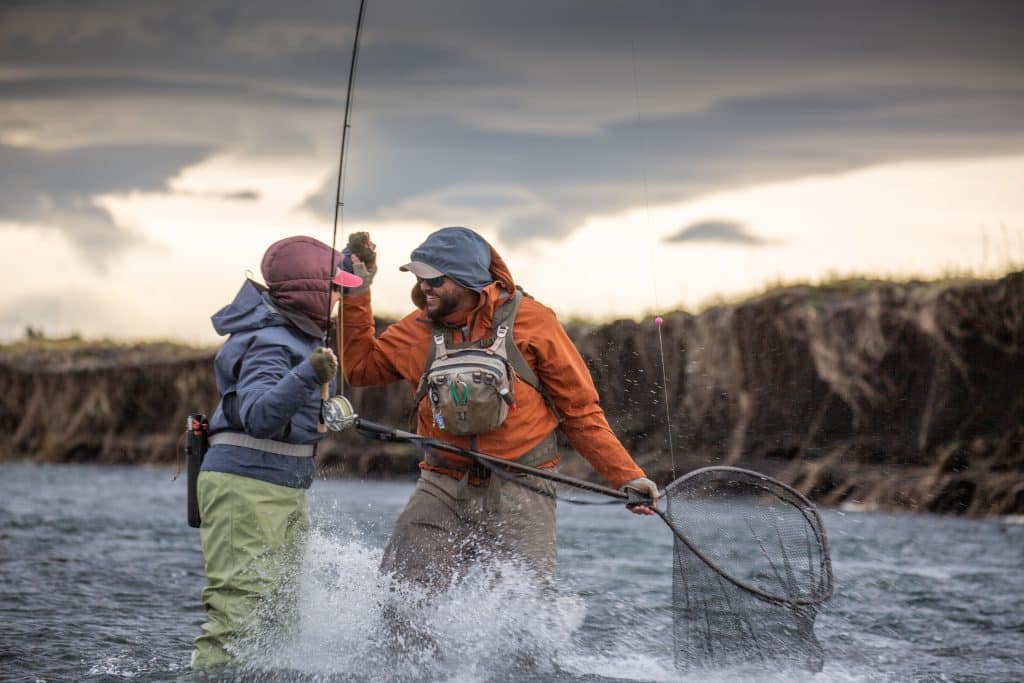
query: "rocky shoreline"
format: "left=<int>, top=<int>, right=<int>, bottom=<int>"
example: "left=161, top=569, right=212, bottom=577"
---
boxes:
left=2, top=273, right=1022, bottom=516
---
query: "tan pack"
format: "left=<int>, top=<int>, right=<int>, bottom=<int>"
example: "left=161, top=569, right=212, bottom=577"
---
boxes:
left=414, top=288, right=556, bottom=436
left=422, top=327, right=515, bottom=435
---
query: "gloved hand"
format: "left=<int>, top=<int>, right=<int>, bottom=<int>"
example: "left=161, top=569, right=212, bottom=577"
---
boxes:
left=346, top=259, right=376, bottom=296
left=346, top=231, right=376, bottom=269
left=310, top=347, right=338, bottom=384
left=621, top=477, right=660, bottom=503
left=342, top=232, right=377, bottom=296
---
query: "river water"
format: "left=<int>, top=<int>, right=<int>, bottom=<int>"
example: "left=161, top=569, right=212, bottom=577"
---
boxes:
left=1, top=463, right=1021, bottom=682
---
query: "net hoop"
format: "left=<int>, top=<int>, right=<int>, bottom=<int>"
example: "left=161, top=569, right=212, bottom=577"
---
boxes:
left=660, top=465, right=834, bottom=607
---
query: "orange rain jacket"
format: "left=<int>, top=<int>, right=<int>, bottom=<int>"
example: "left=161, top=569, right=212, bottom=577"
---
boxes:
left=342, top=242, right=646, bottom=489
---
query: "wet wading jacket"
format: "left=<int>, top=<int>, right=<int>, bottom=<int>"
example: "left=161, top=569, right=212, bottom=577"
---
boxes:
left=342, top=245, right=645, bottom=488
left=203, top=280, right=331, bottom=489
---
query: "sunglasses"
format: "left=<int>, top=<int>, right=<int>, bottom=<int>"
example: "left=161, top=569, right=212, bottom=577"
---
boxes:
left=417, top=275, right=447, bottom=288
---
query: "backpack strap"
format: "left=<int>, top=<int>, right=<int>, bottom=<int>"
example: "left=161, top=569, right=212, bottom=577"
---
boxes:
left=495, top=287, right=563, bottom=423
left=413, top=329, right=450, bottom=407
left=492, top=288, right=541, bottom=393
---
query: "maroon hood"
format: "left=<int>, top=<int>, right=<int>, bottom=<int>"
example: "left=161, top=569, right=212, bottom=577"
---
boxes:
left=260, top=235, right=342, bottom=334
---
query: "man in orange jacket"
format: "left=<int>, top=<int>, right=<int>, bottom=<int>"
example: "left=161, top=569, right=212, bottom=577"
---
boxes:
left=339, top=226, right=659, bottom=586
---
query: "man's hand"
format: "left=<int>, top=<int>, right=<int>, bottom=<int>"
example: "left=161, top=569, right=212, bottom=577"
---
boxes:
left=343, top=232, right=377, bottom=296
left=621, top=476, right=660, bottom=516
left=310, top=347, right=338, bottom=384
left=347, top=231, right=376, bottom=269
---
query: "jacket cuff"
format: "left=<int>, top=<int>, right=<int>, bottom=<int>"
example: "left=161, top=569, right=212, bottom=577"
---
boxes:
left=609, top=468, right=647, bottom=490
left=342, top=291, right=375, bottom=325
left=293, top=358, right=321, bottom=388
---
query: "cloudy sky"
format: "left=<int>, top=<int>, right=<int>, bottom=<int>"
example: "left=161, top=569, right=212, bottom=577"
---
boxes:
left=1, top=0, right=1022, bottom=343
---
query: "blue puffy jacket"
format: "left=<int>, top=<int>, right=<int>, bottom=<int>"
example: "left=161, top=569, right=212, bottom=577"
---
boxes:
left=202, top=280, right=331, bottom=488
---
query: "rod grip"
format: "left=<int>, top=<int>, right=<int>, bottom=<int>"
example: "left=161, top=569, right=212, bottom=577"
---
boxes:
left=318, top=383, right=329, bottom=433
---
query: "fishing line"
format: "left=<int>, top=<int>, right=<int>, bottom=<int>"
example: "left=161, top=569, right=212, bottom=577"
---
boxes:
left=630, top=37, right=679, bottom=482
left=630, top=38, right=659, bottom=313
left=654, top=318, right=677, bottom=481
left=324, top=0, right=369, bottom=362
left=624, top=37, right=830, bottom=672
left=315, top=0, right=369, bottom=434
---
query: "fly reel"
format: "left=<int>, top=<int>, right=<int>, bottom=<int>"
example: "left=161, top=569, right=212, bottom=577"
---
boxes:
left=323, top=395, right=358, bottom=431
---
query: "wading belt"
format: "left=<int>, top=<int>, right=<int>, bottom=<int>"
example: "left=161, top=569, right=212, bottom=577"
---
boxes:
left=423, top=431, right=557, bottom=484
left=208, top=432, right=315, bottom=458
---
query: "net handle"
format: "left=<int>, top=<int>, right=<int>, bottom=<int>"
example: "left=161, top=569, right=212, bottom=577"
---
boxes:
left=661, top=465, right=834, bottom=606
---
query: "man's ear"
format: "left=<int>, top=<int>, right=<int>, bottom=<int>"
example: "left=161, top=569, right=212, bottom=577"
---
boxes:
left=411, top=283, right=426, bottom=309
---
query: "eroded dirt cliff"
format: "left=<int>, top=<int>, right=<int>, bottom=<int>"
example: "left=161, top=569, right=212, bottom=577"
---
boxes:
left=571, top=273, right=1024, bottom=516
left=2, top=274, right=1021, bottom=516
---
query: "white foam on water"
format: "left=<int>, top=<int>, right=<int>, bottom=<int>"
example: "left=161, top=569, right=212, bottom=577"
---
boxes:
left=86, top=652, right=185, bottom=679
left=236, top=525, right=593, bottom=681
left=222, top=521, right=878, bottom=682
left=838, top=502, right=880, bottom=513
left=86, top=653, right=142, bottom=678
left=557, top=650, right=679, bottom=682
left=558, top=651, right=884, bottom=683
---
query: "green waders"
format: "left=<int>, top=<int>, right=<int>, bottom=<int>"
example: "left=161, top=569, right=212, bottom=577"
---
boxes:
left=191, top=471, right=310, bottom=669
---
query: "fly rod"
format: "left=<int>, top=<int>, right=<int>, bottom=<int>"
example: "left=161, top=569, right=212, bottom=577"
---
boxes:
left=319, top=0, right=369, bottom=433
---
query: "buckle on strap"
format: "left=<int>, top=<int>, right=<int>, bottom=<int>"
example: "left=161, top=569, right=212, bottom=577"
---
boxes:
left=423, top=446, right=468, bottom=471
left=423, top=447, right=492, bottom=483
left=208, top=432, right=315, bottom=458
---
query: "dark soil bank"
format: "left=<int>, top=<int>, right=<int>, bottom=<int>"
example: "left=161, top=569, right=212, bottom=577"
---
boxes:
left=3, top=274, right=1022, bottom=516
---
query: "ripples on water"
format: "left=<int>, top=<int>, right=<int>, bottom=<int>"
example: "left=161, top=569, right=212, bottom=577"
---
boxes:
left=1, top=464, right=1021, bottom=682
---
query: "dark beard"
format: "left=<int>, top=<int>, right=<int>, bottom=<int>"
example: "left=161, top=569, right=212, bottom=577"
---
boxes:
left=426, top=290, right=462, bottom=321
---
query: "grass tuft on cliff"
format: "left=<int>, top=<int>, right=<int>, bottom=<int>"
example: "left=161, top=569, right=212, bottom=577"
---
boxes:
left=0, top=335, right=215, bottom=372
left=6, top=269, right=1021, bottom=364
left=697, top=267, right=1021, bottom=312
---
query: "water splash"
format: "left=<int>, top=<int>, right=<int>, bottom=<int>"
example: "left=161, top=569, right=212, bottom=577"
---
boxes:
left=217, top=520, right=852, bottom=682
left=233, top=525, right=590, bottom=681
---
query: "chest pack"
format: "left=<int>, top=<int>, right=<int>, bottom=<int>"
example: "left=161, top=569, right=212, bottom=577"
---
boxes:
left=414, top=288, right=547, bottom=436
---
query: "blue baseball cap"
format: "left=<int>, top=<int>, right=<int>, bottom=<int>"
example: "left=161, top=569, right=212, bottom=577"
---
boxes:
left=400, top=227, right=493, bottom=292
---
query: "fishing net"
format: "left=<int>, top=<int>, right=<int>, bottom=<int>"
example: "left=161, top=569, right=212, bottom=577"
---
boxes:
left=659, top=466, right=833, bottom=672
left=352, top=421, right=834, bottom=671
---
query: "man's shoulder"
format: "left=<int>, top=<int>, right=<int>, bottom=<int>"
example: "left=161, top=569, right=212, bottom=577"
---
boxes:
left=511, top=294, right=569, bottom=347
left=515, top=293, right=559, bottom=324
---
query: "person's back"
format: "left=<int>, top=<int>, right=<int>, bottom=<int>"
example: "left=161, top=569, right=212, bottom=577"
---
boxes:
left=192, top=235, right=359, bottom=669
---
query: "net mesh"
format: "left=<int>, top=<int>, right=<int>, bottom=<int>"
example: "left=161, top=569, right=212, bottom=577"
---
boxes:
left=664, top=466, right=832, bottom=672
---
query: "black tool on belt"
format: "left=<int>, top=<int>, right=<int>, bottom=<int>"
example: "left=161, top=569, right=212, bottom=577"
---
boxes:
left=185, top=413, right=209, bottom=528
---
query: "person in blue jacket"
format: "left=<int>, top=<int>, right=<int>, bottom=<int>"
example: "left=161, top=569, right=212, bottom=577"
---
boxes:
left=191, top=235, right=362, bottom=669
